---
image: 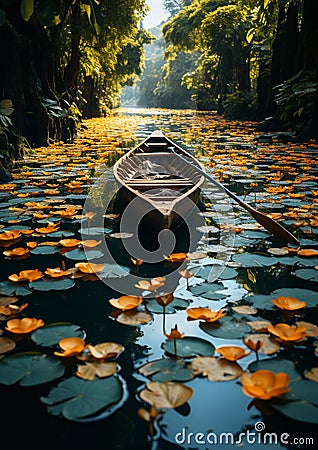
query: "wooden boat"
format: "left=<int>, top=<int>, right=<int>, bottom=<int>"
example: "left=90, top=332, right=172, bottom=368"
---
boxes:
left=113, top=130, right=206, bottom=230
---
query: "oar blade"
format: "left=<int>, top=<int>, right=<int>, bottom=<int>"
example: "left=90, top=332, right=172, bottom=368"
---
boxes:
left=249, top=209, right=299, bottom=245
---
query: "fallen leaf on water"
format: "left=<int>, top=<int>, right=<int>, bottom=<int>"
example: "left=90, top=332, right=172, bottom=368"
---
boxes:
left=189, top=356, right=242, bottom=381
left=76, top=361, right=117, bottom=380
left=140, top=381, right=193, bottom=408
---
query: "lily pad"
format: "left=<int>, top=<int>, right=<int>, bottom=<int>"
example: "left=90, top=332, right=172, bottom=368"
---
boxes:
left=248, top=357, right=301, bottom=382
left=0, top=281, right=32, bottom=297
left=31, top=323, right=84, bottom=346
left=162, top=336, right=215, bottom=358
left=0, top=352, right=64, bottom=386
left=99, top=264, right=130, bottom=278
left=245, top=294, right=276, bottom=310
left=30, top=245, right=59, bottom=255
left=139, top=358, right=193, bottom=382
left=48, top=230, right=75, bottom=238
left=271, top=401, right=318, bottom=424
left=146, top=297, right=189, bottom=314
left=231, top=253, right=278, bottom=267
left=200, top=316, right=252, bottom=339
left=287, top=380, right=318, bottom=405
left=294, top=268, right=318, bottom=283
left=192, top=266, right=237, bottom=281
left=189, top=282, right=228, bottom=300
left=29, top=277, right=75, bottom=291
left=41, top=375, right=125, bottom=421
left=64, top=248, right=104, bottom=261
left=80, top=227, right=112, bottom=235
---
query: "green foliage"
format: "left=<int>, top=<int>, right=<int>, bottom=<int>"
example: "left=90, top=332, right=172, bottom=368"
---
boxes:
left=224, top=90, right=257, bottom=119
left=274, top=71, right=318, bottom=132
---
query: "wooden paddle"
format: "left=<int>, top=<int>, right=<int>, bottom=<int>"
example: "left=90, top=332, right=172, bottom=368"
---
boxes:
left=170, top=148, right=299, bottom=245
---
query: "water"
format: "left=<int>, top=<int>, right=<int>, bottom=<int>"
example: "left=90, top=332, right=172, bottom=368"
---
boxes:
left=0, top=108, right=317, bottom=449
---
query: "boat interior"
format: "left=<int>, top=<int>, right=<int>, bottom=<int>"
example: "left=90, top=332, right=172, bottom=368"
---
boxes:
left=116, top=139, right=203, bottom=197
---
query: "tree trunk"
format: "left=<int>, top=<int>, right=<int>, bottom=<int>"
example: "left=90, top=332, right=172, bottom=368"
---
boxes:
left=299, top=0, right=318, bottom=71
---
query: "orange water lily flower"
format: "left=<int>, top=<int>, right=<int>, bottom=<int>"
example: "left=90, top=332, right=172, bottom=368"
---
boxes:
left=54, top=337, right=85, bottom=357
left=26, top=241, right=38, bottom=249
left=75, top=262, right=105, bottom=274
left=267, top=323, right=307, bottom=343
left=45, top=267, right=72, bottom=278
left=85, top=211, right=95, bottom=220
left=109, top=295, right=143, bottom=310
left=272, top=296, right=306, bottom=310
left=5, top=317, right=44, bottom=334
left=3, top=247, right=30, bottom=257
left=186, top=307, right=225, bottom=323
left=81, top=239, right=102, bottom=248
left=244, top=336, right=264, bottom=352
left=8, top=269, right=43, bottom=282
left=155, top=293, right=174, bottom=307
left=297, top=249, right=318, bottom=257
left=178, top=269, right=194, bottom=279
left=135, top=277, right=166, bottom=292
left=0, top=183, right=16, bottom=191
left=35, top=224, right=59, bottom=234
left=59, top=238, right=81, bottom=247
left=20, top=229, right=34, bottom=235
left=0, top=230, right=22, bottom=241
left=130, top=256, right=143, bottom=266
left=241, top=369, right=290, bottom=400
left=165, top=324, right=184, bottom=340
left=0, top=302, right=28, bottom=317
left=163, top=252, right=187, bottom=263
left=216, top=346, right=250, bottom=361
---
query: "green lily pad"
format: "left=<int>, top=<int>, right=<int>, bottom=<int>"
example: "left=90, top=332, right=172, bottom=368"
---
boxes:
left=192, top=266, right=237, bottom=281
left=29, top=278, right=75, bottom=291
left=80, top=227, right=112, bottom=235
left=0, top=352, right=64, bottom=386
left=294, top=268, right=318, bottom=283
left=200, top=316, right=252, bottom=339
left=31, top=323, right=84, bottom=346
left=189, top=282, right=228, bottom=300
left=162, top=336, right=215, bottom=358
left=48, top=230, right=75, bottom=238
left=231, top=253, right=278, bottom=267
left=64, top=248, right=104, bottom=261
left=248, top=357, right=301, bottom=382
left=145, top=297, right=189, bottom=314
left=287, top=380, right=318, bottom=405
left=240, top=230, right=271, bottom=240
left=271, top=288, right=318, bottom=307
left=99, top=264, right=130, bottom=278
left=30, top=245, right=59, bottom=255
left=245, top=294, right=276, bottom=310
left=41, top=375, right=125, bottom=421
left=271, top=401, right=318, bottom=424
left=294, top=257, right=318, bottom=267
left=139, top=358, right=193, bottom=382
left=0, top=281, right=32, bottom=296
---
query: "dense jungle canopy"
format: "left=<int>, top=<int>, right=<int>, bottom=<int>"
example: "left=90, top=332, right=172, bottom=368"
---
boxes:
left=1, top=0, right=318, bottom=172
